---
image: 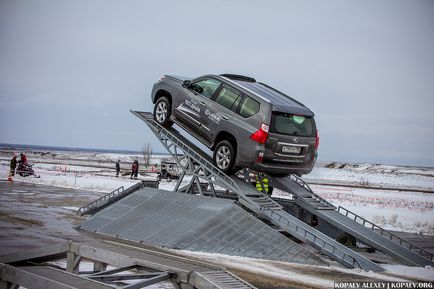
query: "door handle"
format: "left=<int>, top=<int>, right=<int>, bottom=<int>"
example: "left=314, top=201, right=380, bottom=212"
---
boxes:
left=221, top=115, right=229, bottom=120
left=199, top=101, right=206, bottom=106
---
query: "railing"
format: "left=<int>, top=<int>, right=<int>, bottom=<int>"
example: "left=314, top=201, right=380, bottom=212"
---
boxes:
left=262, top=207, right=362, bottom=269
left=289, top=174, right=335, bottom=208
left=337, top=206, right=433, bottom=261
left=76, top=186, right=125, bottom=216
left=76, top=181, right=159, bottom=216
left=289, top=174, right=314, bottom=192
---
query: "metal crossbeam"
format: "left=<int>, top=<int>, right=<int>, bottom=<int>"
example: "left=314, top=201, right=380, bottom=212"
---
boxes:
left=123, top=273, right=171, bottom=289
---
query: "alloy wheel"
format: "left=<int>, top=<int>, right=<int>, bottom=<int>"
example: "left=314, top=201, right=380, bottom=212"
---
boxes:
left=216, top=145, right=231, bottom=170
left=155, top=101, right=168, bottom=123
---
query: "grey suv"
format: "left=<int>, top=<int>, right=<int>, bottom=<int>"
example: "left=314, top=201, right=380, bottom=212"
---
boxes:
left=151, top=74, right=319, bottom=176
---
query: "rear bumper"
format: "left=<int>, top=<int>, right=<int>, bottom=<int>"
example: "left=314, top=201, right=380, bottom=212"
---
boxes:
left=250, top=162, right=315, bottom=176
left=235, top=142, right=316, bottom=176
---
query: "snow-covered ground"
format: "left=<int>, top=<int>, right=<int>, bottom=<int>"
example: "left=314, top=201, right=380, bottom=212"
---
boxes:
left=1, top=150, right=434, bottom=285
left=1, top=150, right=433, bottom=235
left=306, top=162, right=434, bottom=191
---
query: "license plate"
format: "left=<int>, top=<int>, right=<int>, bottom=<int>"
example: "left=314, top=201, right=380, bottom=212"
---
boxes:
left=281, top=146, right=301, bottom=154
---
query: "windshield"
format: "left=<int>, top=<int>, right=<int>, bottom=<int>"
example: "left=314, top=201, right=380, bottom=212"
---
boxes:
left=270, top=112, right=316, bottom=137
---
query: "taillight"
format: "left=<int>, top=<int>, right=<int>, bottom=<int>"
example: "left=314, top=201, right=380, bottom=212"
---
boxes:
left=315, top=129, right=319, bottom=151
left=250, top=123, right=269, bottom=144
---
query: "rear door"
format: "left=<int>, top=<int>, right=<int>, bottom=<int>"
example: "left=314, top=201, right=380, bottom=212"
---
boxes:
left=265, top=112, right=317, bottom=164
left=204, top=84, right=243, bottom=141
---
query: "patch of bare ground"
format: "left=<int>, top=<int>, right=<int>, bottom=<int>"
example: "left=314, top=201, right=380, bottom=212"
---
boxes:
left=34, top=196, right=89, bottom=207
left=58, top=212, right=82, bottom=222
left=0, top=211, right=43, bottom=227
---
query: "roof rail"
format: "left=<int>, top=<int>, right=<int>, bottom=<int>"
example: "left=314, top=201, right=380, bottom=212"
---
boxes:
left=259, top=81, right=306, bottom=107
left=220, top=74, right=256, bottom=82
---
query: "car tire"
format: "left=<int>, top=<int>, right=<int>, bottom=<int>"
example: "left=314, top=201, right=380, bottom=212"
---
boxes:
left=213, top=140, right=236, bottom=174
left=153, top=96, right=173, bottom=128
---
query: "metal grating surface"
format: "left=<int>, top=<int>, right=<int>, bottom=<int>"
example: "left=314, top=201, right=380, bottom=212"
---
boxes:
left=192, top=271, right=253, bottom=289
left=79, top=188, right=325, bottom=266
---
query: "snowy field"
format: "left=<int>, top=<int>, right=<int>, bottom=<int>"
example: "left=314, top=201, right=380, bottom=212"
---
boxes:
left=1, top=150, right=433, bottom=235
left=1, top=149, right=434, bottom=286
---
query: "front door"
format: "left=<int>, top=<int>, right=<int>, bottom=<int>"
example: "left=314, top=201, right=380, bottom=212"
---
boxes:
left=175, top=77, right=222, bottom=137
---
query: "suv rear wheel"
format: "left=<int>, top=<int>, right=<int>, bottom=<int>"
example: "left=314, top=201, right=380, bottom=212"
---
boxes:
left=153, top=96, right=173, bottom=128
left=213, top=140, right=235, bottom=174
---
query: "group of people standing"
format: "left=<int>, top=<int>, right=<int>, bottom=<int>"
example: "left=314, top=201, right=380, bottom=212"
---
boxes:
left=9, top=153, right=28, bottom=176
left=115, top=160, right=139, bottom=179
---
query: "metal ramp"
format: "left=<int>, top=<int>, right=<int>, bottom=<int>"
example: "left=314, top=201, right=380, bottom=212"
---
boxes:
left=132, top=111, right=383, bottom=272
left=133, top=110, right=434, bottom=268
left=272, top=176, right=434, bottom=267
left=79, top=188, right=325, bottom=266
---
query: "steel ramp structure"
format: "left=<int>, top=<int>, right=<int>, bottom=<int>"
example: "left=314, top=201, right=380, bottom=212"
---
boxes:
left=132, top=110, right=434, bottom=268
left=272, top=176, right=434, bottom=267
left=132, top=111, right=384, bottom=272
left=79, top=188, right=326, bottom=266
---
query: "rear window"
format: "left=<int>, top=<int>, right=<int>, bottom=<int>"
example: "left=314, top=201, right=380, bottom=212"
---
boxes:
left=270, top=112, right=316, bottom=137
left=239, top=96, right=260, bottom=118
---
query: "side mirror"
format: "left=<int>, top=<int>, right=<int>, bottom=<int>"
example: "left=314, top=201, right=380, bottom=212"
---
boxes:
left=182, top=80, right=191, bottom=88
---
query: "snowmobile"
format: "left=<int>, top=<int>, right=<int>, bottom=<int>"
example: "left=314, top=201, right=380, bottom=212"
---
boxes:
left=17, top=163, right=40, bottom=178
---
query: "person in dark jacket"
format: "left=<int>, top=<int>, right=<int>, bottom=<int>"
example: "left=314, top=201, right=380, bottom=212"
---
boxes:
left=133, top=160, right=139, bottom=179
left=10, top=155, right=17, bottom=176
left=19, top=153, right=28, bottom=166
left=115, top=161, right=120, bottom=177
left=130, top=161, right=138, bottom=179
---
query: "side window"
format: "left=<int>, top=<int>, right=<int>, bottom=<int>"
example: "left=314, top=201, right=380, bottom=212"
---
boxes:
left=190, top=78, right=221, bottom=99
left=239, top=96, right=260, bottom=118
left=214, top=86, right=241, bottom=111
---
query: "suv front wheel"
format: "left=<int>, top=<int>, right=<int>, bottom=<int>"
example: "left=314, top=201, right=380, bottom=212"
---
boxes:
left=213, top=140, right=236, bottom=174
left=153, top=96, right=173, bottom=128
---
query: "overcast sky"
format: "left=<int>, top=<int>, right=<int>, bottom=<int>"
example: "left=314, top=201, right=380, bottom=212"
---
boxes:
left=1, top=0, right=433, bottom=167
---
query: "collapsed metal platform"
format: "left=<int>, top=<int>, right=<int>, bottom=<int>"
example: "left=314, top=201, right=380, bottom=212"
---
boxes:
left=0, top=241, right=256, bottom=289
left=128, top=110, right=433, bottom=271
left=79, top=187, right=326, bottom=266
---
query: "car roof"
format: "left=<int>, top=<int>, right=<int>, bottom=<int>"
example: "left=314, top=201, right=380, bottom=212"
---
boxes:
left=217, top=74, right=315, bottom=117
